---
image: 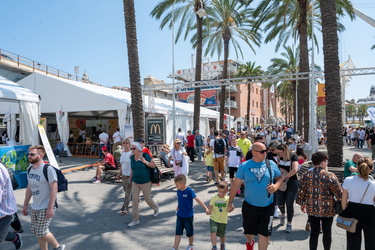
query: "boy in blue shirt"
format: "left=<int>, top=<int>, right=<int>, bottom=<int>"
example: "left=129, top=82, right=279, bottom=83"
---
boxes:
left=171, top=174, right=209, bottom=250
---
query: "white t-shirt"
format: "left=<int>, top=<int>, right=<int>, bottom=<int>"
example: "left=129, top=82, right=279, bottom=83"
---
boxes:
left=343, top=176, right=375, bottom=205
left=28, top=163, right=58, bottom=210
left=176, top=132, right=185, bottom=146
left=120, top=151, right=132, bottom=176
left=358, top=130, right=366, bottom=140
left=227, top=146, right=242, bottom=168
left=99, top=132, right=109, bottom=144
left=112, top=131, right=123, bottom=143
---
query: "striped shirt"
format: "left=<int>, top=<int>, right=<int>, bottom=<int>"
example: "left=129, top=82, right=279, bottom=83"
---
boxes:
left=0, top=163, right=17, bottom=218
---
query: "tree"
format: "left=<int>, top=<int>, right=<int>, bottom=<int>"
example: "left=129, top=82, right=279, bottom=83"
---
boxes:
left=123, top=0, right=144, bottom=139
left=200, top=0, right=261, bottom=129
left=266, top=45, right=300, bottom=129
left=252, top=0, right=354, bottom=140
left=320, top=0, right=342, bottom=167
left=236, top=61, right=263, bottom=128
left=317, top=105, right=326, bottom=125
left=346, top=104, right=356, bottom=122
left=357, top=104, right=368, bottom=124
left=151, top=0, right=206, bottom=133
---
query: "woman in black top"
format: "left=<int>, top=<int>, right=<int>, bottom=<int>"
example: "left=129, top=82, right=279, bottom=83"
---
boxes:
left=276, top=143, right=299, bottom=233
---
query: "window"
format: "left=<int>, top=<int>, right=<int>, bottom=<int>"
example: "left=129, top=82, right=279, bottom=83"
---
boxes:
left=256, top=88, right=258, bottom=94
left=252, top=101, right=254, bottom=107
left=256, top=102, right=258, bottom=108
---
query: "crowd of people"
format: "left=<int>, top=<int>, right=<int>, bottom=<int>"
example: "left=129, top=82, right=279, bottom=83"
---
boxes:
left=1, top=124, right=375, bottom=250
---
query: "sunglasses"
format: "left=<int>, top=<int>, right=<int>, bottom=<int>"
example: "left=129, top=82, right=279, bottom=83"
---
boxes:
left=131, top=148, right=136, bottom=150
left=176, top=142, right=181, bottom=144
left=253, top=150, right=267, bottom=154
left=27, top=153, right=37, bottom=156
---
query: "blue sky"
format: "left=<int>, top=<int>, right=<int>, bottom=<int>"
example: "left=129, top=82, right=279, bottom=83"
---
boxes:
left=0, top=0, right=374, bottom=101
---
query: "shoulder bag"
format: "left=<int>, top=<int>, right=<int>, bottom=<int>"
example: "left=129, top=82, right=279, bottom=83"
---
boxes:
left=336, top=182, right=371, bottom=233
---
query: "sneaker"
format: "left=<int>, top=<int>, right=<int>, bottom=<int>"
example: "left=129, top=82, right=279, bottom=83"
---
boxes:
left=186, top=244, right=194, bottom=250
left=246, top=240, right=254, bottom=250
left=220, top=244, right=225, bottom=250
left=286, top=224, right=292, bottom=233
left=128, top=220, right=140, bottom=227
left=53, top=243, right=65, bottom=250
left=93, top=179, right=101, bottom=184
left=212, top=246, right=217, bottom=250
left=153, top=207, right=159, bottom=217
left=273, top=209, right=279, bottom=218
left=91, top=177, right=97, bottom=182
left=12, top=233, right=22, bottom=249
left=280, top=215, right=285, bottom=225
left=305, top=222, right=311, bottom=232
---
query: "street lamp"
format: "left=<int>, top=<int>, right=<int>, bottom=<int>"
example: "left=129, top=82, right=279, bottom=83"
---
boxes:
left=172, top=0, right=176, bottom=141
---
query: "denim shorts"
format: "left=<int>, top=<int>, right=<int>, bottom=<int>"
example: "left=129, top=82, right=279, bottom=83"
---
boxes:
left=175, top=216, right=194, bottom=237
left=206, top=166, right=214, bottom=172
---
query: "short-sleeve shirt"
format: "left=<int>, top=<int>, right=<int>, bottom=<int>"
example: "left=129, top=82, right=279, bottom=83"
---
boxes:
left=28, top=163, right=58, bottom=210
left=236, top=159, right=280, bottom=207
left=187, top=134, right=195, bottom=147
left=112, top=131, right=123, bottom=143
left=205, top=151, right=214, bottom=167
left=210, top=138, right=227, bottom=159
left=343, top=175, right=375, bottom=205
left=344, top=160, right=357, bottom=179
left=227, top=146, right=243, bottom=168
left=99, top=132, right=109, bottom=144
left=177, top=187, right=196, bottom=218
left=131, top=153, right=152, bottom=184
left=104, top=153, right=116, bottom=168
left=237, top=138, right=252, bottom=156
left=209, top=194, right=229, bottom=224
left=278, top=154, right=298, bottom=181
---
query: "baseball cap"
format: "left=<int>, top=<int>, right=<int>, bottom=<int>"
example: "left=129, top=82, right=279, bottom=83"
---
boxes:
left=136, top=138, right=144, bottom=143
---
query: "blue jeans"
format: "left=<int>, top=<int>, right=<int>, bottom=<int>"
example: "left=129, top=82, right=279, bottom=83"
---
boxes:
left=358, top=139, right=364, bottom=148
left=196, top=146, right=202, bottom=161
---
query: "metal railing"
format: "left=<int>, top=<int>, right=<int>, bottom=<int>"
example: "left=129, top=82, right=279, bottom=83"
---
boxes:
left=0, top=48, right=79, bottom=81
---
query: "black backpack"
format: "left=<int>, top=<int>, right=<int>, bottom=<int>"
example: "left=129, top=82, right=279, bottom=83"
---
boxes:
left=214, top=138, right=225, bottom=154
left=28, top=164, right=68, bottom=193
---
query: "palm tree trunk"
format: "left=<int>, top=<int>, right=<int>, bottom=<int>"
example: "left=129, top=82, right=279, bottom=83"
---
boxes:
left=298, top=0, right=310, bottom=140
left=123, top=0, right=144, bottom=139
left=321, top=0, right=343, bottom=167
left=219, top=38, right=230, bottom=129
left=193, top=15, right=203, bottom=132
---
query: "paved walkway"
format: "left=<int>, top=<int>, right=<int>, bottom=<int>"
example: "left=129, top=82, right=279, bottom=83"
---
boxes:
left=3, top=146, right=369, bottom=250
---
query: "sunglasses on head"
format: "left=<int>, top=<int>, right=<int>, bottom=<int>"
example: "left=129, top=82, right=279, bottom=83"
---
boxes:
left=27, top=153, right=37, bottom=156
left=254, top=149, right=267, bottom=154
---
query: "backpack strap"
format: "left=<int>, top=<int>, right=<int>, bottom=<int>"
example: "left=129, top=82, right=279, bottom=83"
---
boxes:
left=43, top=163, right=51, bottom=182
left=265, top=159, right=273, bottom=198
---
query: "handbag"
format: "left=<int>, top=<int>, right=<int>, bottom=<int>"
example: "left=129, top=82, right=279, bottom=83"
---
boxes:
left=149, top=166, right=161, bottom=184
left=278, top=168, right=289, bottom=192
left=336, top=182, right=371, bottom=233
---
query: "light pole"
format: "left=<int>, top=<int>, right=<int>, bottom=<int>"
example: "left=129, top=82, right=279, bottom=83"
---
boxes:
left=172, top=0, right=176, bottom=141
left=309, top=0, right=317, bottom=153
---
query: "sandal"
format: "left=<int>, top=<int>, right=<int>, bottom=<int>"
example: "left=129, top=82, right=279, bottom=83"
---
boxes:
left=120, top=211, right=128, bottom=216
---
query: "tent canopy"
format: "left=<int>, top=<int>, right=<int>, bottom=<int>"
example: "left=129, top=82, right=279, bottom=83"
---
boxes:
left=18, top=73, right=220, bottom=145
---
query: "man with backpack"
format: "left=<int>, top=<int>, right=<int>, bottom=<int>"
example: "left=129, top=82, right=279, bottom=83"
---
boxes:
left=22, top=145, right=65, bottom=250
left=210, top=130, right=227, bottom=185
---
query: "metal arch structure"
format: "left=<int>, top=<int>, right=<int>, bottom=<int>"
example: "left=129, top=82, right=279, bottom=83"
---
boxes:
left=142, top=67, right=375, bottom=93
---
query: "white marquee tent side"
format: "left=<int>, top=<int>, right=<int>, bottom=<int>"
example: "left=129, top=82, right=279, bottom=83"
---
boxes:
left=0, top=76, right=40, bottom=145
left=18, top=73, right=219, bottom=147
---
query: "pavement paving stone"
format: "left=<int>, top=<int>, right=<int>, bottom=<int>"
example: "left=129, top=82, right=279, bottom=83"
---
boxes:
left=2, top=145, right=368, bottom=249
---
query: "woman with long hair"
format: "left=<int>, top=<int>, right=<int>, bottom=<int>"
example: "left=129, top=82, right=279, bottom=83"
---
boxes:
left=297, top=152, right=342, bottom=250
left=276, top=143, right=299, bottom=233
left=117, top=138, right=132, bottom=216
left=128, top=142, right=159, bottom=227
left=341, top=157, right=375, bottom=250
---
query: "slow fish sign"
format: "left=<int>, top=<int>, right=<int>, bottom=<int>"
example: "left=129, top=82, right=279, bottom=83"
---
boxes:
left=367, top=107, right=375, bottom=123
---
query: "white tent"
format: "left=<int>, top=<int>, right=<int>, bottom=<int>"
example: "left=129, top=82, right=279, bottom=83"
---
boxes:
left=18, top=73, right=219, bottom=146
left=0, top=76, right=40, bottom=145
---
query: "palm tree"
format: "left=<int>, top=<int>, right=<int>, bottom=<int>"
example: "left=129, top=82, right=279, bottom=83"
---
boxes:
left=266, top=45, right=299, bottom=129
left=236, top=62, right=263, bottom=128
left=317, top=105, right=326, bottom=125
left=123, top=0, right=144, bottom=139
left=357, top=104, right=368, bottom=124
left=320, top=0, right=342, bottom=167
left=346, top=104, right=356, bottom=122
left=252, top=0, right=354, bottom=140
left=151, top=0, right=206, bottom=133
left=200, top=0, right=261, bottom=129
left=278, top=81, right=294, bottom=124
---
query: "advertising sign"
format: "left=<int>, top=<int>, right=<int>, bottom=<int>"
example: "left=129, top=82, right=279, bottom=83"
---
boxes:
left=318, top=83, right=326, bottom=106
left=146, top=118, right=165, bottom=146
left=37, top=125, right=59, bottom=169
left=178, top=90, right=217, bottom=106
